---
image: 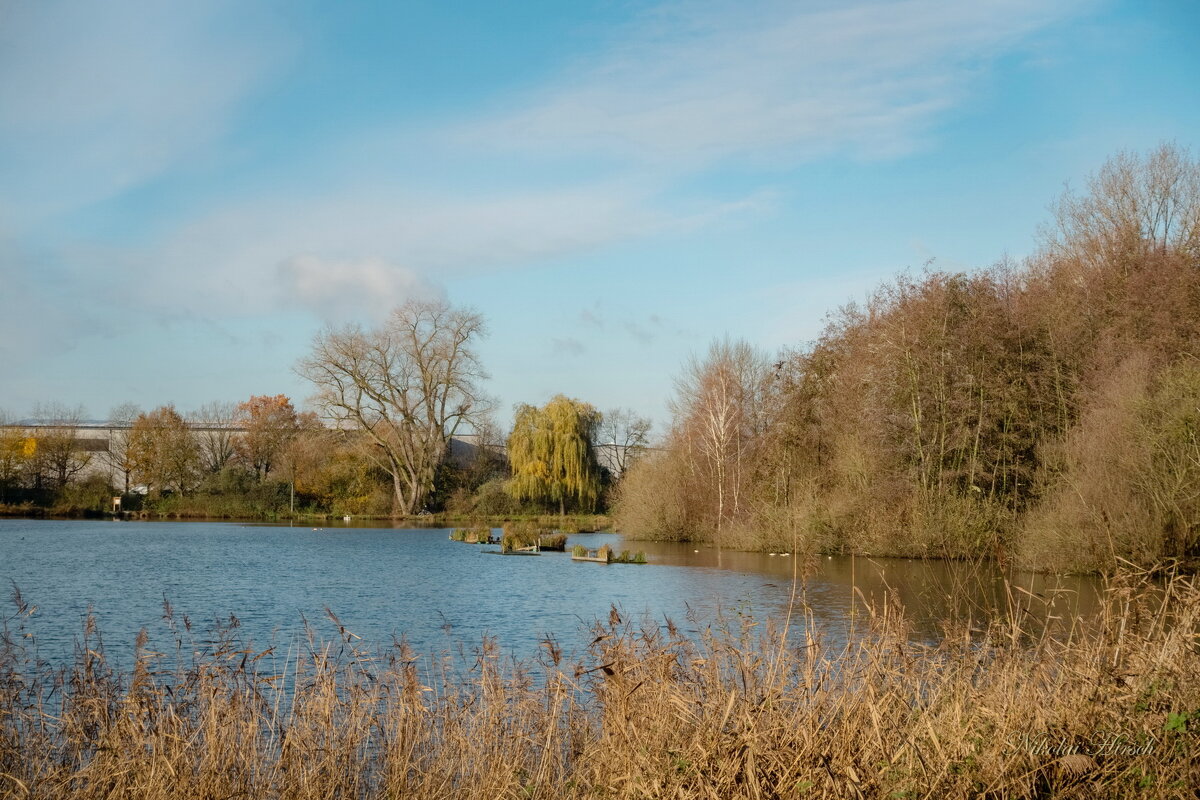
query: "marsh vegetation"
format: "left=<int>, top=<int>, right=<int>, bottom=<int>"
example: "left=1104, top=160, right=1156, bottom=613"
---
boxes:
left=1, top=568, right=1195, bottom=799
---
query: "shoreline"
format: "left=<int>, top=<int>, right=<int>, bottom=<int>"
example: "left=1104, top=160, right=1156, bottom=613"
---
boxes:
left=4, top=510, right=1196, bottom=575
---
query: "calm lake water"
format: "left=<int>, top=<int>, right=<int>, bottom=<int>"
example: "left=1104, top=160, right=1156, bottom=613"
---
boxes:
left=0, top=518, right=1103, bottom=667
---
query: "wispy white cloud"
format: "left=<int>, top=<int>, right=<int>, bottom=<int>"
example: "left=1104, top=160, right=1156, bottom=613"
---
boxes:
left=127, top=178, right=675, bottom=316
left=551, top=337, right=587, bottom=358
left=277, top=256, right=444, bottom=323
left=580, top=308, right=604, bottom=328
left=0, top=0, right=294, bottom=225
left=0, top=0, right=1083, bottom=362
left=625, top=321, right=656, bottom=346
left=464, top=0, right=1079, bottom=167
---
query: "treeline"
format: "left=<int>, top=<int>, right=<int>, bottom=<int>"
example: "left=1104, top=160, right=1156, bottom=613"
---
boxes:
left=615, top=144, right=1200, bottom=572
left=0, top=388, right=650, bottom=522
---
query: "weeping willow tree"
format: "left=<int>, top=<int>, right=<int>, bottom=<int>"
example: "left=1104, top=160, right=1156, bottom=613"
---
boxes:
left=508, top=395, right=602, bottom=514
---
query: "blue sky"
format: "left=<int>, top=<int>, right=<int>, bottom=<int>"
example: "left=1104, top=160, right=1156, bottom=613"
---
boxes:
left=1, top=0, right=1197, bottom=433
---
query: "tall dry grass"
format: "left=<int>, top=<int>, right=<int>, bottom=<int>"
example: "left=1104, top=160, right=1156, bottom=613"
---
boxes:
left=2, top=569, right=1198, bottom=799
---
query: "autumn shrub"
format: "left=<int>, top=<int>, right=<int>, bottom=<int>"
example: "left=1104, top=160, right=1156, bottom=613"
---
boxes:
left=50, top=474, right=115, bottom=515
left=612, top=449, right=698, bottom=541
left=466, top=478, right=523, bottom=516
left=1019, top=356, right=1200, bottom=572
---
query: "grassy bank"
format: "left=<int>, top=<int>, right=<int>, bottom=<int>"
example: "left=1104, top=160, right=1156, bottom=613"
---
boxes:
left=2, top=500, right=612, bottom=533
left=2, top=569, right=1196, bottom=798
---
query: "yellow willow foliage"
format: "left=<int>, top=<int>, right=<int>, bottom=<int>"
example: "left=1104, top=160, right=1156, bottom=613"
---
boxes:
left=508, top=395, right=601, bottom=511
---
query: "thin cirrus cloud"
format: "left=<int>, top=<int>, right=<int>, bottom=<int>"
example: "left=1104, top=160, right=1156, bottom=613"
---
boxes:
left=0, top=0, right=1084, bottom=345
left=125, top=0, right=1079, bottom=322
left=0, top=0, right=293, bottom=225
left=463, top=0, right=1080, bottom=167
left=150, top=178, right=674, bottom=320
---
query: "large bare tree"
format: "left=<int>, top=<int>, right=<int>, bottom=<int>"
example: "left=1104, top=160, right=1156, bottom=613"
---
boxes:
left=189, top=401, right=238, bottom=475
left=671, top=339, right=768, bottom=534
left=597, top=407, right=652, bottom=477
left=105, top=402, right=142, bottom=492
left=298, top=299, right=490, bottom=515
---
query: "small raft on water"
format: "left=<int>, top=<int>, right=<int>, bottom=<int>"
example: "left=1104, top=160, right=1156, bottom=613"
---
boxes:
left=486, top=545, right=541, bottom=557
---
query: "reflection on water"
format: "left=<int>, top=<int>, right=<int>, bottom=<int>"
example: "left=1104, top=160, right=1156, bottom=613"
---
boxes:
left=0, top=519, right=1103, bottom=666
left=611, top=536, right=1105, bottom=642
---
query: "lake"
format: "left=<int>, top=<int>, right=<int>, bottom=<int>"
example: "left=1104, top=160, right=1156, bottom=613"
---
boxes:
left=0, top=518, right=1103, bottom=668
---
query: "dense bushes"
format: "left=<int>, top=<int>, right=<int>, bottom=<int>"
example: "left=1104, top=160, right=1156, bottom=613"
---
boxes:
left=616, top=144, right=1200, bottom=572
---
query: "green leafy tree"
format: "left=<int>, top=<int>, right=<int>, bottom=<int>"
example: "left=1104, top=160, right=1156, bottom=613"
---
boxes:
left=508, top=395, right=602, bottom=514
left=0, top=411, right=34, bottom=498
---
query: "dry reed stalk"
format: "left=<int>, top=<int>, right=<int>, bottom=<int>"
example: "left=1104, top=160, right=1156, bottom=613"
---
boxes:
left=1, top=570, right=1198, bottom=798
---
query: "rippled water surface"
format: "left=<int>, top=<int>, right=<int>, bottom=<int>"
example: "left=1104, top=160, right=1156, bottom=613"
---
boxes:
left=0, top=518, right=1102, bottom=665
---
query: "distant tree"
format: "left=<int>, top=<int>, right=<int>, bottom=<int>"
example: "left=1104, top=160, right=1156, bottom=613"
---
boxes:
left=235, top=395, right=302, bottom=480
left=29, top=403, right=92, bottom=490
left=464, top=414, right=507, bottom=486
left=129, top=405, right=200, bottom=495
left=508, top=395, right=602, bottom=514
left=298, top=299, right=491, bottom=515
left=105, top=402, right=141, bottom=493
left=0, top=410, right=34, bottom=497
left=597, top=408, right=652, bottom=476
left=1047, top=142, right=1200, bottom=269
left=190, top=401, right=238, bottom=474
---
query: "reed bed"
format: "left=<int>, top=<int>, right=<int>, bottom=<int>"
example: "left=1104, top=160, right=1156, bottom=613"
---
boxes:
left=499, top=523, right=568, bottom=552
left=449, top=527, right=493, bottom=543
left=1, top=569, right=1197, bottom=799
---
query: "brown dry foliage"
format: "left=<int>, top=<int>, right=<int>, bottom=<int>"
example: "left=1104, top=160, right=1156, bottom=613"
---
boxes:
left=617, top=144, right=1200, bottom=572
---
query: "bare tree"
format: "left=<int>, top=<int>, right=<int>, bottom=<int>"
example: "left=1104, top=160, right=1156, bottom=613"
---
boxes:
left=29, top=402, right=91, bottom=490
left=190, top=401, right=238, bottom=474
left=671, top=339, right=768, bottom=534
left=597, top=408, right=652, bottom=476
left=1047, top=142, right=1200, bottom=269
left=298, top=299, right=490, bottom=515
left=106, top=403, right=141, bottom=492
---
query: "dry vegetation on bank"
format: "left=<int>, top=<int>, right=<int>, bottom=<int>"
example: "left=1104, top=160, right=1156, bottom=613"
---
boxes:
left=616, top=145, right=1200, bottom=573
left=2, top=569, right=1197, bottom=799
